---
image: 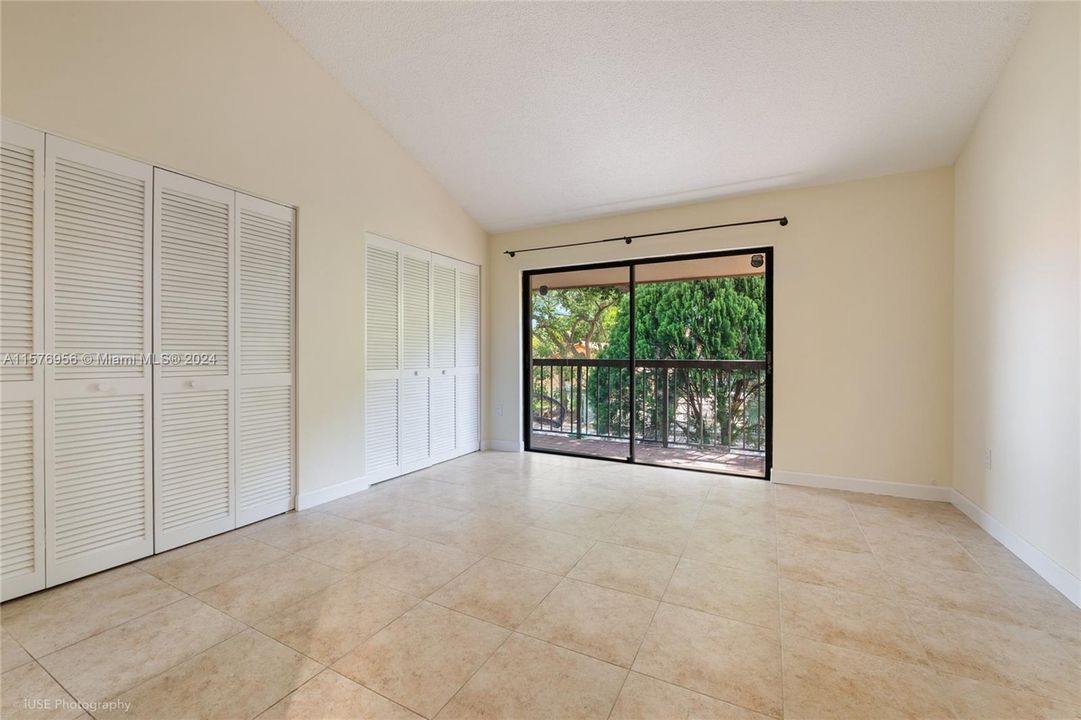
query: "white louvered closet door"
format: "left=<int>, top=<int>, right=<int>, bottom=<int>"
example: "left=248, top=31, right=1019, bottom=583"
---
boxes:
left=44, top=137, right=153, bottom=584
left=400, top=244, right=431, bottom=473
left=365, top=235, right=401, bottom=483
left=1, top=121, right=46, bottom=600
left=153, top=170, right=235, bottom=551
left=429, top=255, right=457, bottom=463
left=455, top=262, right=481, bottom=454
left=236, top=193, right=294, bottom=526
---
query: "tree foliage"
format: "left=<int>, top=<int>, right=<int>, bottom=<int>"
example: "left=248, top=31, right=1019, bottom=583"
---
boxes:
left=530, top=286, right=623, bottom=358
left=530, top=276, right=767, bottom=451
left=602, top=276, right=765, bottom=361
left=594, top=276, right=766, bottom=448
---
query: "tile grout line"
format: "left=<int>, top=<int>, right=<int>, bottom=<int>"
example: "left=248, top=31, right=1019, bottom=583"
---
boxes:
left=248, top=672, right=325, bottom=720
left=24, top=647, right=94, bottom=719
left=1, top=459, right=620, bottom=712
left=774, top=483, right=787, bottom=720
left=244, top=625, right=330, bottom=717
left=94, top=523, right=357, bottom=715
left=777, top=487, right=966, bottom=715
left=515, top=538, right=600, bottom=618
left=10, top=534, right=302, bottom=715
left=11, top=586, right=191, bottom=663
left=90, top=517, right=394, bottom=717
left=851, top=501, right=1081, bottom=711
left=846, top=495, right=961, bottom=720
left=609, top=473, right=726, bottom=713
left=427, top=458, right=1081, bottom=709
left=431, top=530, right=615, bottom=717
left=603, top=517, right=687, bottom=720
left=847, top=501, right=937, bottom=665
left=785, top=489, right=1081, bottom=716
left=84, top=623, right=256, bottom=719
left=276, top=665, right=418, bottom=720
left=69, top=527, right=363, bottom=716
left=426, top=627, right=517, bottom=719
left=289, top=545, right=502, bottom=715
left=620, top=489, right=787, bottom=720
left=14, top=453, right=1075, bottom=720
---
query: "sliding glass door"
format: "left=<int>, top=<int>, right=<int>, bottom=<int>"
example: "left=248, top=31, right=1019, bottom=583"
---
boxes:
left=631, top=254, right=769, bottom=476
left=523, top=248, right=771, bottom=479
left=526, top=265, right=631, bottom=460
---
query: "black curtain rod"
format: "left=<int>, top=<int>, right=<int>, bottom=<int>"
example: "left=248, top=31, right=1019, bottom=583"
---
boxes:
left=503, top=215, right=787, bottom=257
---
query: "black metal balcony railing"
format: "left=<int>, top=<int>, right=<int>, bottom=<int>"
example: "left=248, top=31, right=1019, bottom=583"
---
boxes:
left=530, top=358, right=767, bottom=453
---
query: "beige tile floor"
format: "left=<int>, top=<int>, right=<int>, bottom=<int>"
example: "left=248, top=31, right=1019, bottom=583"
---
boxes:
left=2, top=451, right=1079, bottom=720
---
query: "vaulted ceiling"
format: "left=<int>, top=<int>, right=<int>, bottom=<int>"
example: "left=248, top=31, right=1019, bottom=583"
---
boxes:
left=264, top=2, right=1030, bottom=232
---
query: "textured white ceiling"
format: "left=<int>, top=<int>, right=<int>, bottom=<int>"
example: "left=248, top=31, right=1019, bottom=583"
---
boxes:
left=263, top=1, right=1030, bottom=232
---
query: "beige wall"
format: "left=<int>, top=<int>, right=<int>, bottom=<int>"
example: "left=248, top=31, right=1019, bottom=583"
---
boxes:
left=0, top=1, right=488, bottom=497
left=490, top=168, right=955, bottom=488
left=954, top=2, right=1080, bottom=579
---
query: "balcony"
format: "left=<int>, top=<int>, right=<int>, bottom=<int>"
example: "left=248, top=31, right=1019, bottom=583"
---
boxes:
left=530, top=358, right=767, bottom=477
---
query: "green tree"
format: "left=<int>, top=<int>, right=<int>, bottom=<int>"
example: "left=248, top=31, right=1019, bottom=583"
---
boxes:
left=530, top=286, right=623, bottom=430
left=594, top=276, right=766, bottom=448
left=530, top=286, right=623, bottom=358
left=604, top=276, right=765, bottom=361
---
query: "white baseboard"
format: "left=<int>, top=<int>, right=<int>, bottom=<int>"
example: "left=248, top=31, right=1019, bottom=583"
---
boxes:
left=296, top=475, right=369, bottom=511
left=488, top=439, right=523, bottom=452
left=771, top=469, right=952, bottom=502
left=950, top=490, right=1081, bottom=609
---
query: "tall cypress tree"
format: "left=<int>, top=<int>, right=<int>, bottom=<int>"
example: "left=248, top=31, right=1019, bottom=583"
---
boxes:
left=592, top=276, right=766, bottom=448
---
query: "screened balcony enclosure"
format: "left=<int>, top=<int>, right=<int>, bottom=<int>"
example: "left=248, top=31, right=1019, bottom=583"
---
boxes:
left=525, top=249, right=771, bottom=478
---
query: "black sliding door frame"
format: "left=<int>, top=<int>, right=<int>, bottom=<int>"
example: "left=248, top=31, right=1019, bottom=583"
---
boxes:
left=521, top=246, right=774, bottom=481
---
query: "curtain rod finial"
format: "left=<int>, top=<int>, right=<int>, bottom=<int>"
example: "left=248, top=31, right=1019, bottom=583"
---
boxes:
left=779, top=217, right=788, bottom=227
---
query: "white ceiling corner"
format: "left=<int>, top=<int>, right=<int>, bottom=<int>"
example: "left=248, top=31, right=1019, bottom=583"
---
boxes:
left=262, top=1, right=1031, bottom=232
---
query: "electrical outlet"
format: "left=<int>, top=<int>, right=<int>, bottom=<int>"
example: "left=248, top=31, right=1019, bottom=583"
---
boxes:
left=986, top=448, right=993, bottom=471
left=496, top=404, right=504, bottom=418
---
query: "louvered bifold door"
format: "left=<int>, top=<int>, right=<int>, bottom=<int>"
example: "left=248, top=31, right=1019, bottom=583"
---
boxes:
left=455, top=262, right=481, bottom=455
left=236, top=193, right=294, bottom=526
left=400, top=245, right=432, bottom=473
left=153, top=170, right=235, bottom=551
left=365, top=235, right=401, bottom=483
left=1, top=121, right=45, bottom=600
left=429, top=255, right=457, bottom=463
left=44, top=137, right=153, bottom=584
